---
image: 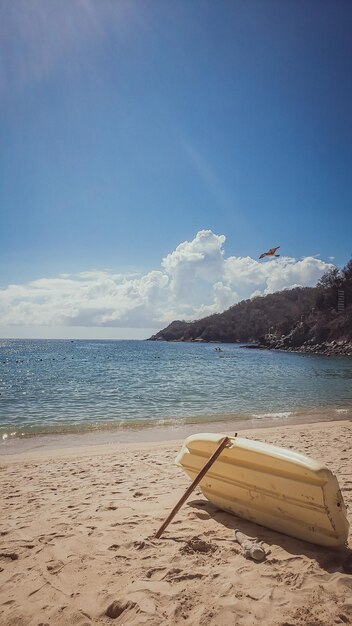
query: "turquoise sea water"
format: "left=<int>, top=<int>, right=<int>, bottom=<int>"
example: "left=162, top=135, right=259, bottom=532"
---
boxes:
left=1, top=339, right=352, bottom=441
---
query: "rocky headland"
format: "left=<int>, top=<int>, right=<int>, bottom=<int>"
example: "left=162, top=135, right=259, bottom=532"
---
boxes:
left=149, top=262, right=352, bottom=357
left=257, top=326, right=352, bottom=356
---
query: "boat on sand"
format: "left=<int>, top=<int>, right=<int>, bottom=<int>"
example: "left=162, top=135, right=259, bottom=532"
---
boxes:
left=175, top=433, right=349, bottom=547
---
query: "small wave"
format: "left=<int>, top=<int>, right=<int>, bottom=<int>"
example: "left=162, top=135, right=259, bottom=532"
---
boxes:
left=155, top=417, right=186, bottom=427
left=253, top=411, right=293, bottom=419
left=2, top=431, right=19, bottom=441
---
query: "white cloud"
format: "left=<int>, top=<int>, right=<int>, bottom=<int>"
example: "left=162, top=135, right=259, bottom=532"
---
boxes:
left=162, top=230, right=226, bottom=300
left=0, top=230, right=333, bottom=333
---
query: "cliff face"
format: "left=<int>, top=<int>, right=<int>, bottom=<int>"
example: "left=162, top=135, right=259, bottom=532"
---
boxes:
left=258, top=312, right=352, bottom=356
left=149, top=262, right=352, bottom=356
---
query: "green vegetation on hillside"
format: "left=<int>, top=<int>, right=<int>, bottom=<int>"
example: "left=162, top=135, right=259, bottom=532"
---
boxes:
left=149, top=258, right=352, bottom=354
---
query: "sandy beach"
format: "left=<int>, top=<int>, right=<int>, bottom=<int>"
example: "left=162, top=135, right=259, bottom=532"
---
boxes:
left=1, top=419, right=352, bottom=626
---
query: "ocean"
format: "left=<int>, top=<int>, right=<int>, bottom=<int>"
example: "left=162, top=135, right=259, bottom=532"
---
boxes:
left=1, top=339, right=352, bottom=448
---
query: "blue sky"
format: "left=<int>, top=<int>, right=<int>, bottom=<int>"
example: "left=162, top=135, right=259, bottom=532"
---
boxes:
left=0, top=1, right=351, bottom=338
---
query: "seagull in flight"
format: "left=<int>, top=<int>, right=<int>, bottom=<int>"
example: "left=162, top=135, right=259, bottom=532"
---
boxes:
left=259, top=246, right=280, bottom=259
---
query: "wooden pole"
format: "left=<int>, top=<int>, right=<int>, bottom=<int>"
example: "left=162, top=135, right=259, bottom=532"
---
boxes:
left=155, top=436, right=231, bottom=539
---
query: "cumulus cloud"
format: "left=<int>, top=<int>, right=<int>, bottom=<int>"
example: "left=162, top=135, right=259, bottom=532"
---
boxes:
left=0, top=230, right=334, bottom=329
left=162, top=230, right=226, bottom=299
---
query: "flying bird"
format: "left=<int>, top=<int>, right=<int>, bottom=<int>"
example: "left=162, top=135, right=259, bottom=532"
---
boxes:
left=259, top=246, right=280, bottom=259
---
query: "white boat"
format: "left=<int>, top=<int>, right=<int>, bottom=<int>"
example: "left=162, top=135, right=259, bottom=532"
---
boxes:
left=175, top=433, right=349, bottom=547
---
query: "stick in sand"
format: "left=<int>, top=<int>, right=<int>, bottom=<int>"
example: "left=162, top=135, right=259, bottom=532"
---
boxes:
left=155, top=436, right=231, bottom=539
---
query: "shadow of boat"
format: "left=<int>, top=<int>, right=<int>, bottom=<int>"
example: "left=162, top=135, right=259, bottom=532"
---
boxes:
left=187, top=498, right=352, bottom=574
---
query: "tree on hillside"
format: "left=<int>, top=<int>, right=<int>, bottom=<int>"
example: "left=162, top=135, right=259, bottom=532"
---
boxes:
left=149, top=257, right=352, bottom=347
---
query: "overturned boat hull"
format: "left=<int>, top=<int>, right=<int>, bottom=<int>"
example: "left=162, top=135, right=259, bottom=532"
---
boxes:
left=175, top=433, right=349, bottom=547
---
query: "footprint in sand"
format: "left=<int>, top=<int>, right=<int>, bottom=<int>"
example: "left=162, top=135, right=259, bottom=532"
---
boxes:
left=105, top=600, right=136, bottom=618
left=190, top=511, right=211, bottom=520
left=46, top=560, right=65, bottom=574
left=163, top=567, right=205, bottom=582
left=144, top=566, right=166, bottom=580
left=0, top=552, right=18, bottom=561
left=180, top=537, right=217, bottom=555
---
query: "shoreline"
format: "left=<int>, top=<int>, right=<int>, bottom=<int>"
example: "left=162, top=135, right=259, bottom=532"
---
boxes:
left=149, top=338, right=352, bottom=356
left=1, top=408, right=351, bottom=459
left=248, top=342, right=352, bottom=357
